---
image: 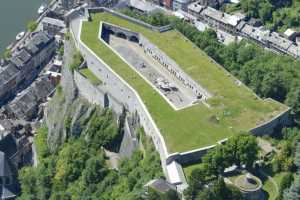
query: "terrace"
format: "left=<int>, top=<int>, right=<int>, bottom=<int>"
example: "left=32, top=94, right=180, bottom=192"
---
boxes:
left=80, top=12, right=287, bottom=154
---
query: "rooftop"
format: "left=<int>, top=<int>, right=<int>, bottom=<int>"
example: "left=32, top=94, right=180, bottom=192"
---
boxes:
left=81, top=12, right=287, bottom=153
left=201, top=6, right=241, bottom=26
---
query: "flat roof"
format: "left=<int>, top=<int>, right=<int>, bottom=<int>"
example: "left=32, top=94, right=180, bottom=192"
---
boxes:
left=81, top=12, right=287, bottom=153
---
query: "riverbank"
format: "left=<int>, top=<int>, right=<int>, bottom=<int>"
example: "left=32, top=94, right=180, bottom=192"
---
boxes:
left=0, top=0, right=45, bottom=54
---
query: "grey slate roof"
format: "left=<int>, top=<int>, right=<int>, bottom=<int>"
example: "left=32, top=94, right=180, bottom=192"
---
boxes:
left=7, top=75, right=55, bottom=120
left=188, top=2, right=205, bottom=14
left=42, top=17, right=66, bottom=28
left=1, top=185, right=17, bottom=200
left=0, top=64, right=19, bottom=86
left=0, top=151, right=12, bottom=177
left=201, top=6, right=240, bottom=26
left=10, top=49, right=32, bottom=68
left=145, top=179, right=176, bottom=193
left=25, top=31, right=53, bottom=55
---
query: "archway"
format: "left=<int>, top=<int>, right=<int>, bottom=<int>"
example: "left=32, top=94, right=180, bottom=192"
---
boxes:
left=129, top=35, right=139, bottom=43
left=116, top=32, right=127, bottom=39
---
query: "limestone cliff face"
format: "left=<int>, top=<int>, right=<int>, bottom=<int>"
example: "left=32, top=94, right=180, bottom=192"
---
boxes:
left=45, top=44, right=97, bottom=152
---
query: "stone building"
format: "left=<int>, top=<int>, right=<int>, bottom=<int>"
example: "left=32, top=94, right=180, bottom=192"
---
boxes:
left=6, top=75, right=56, bottom=121
left=0, top=151, right=18, bottom=200
left=0, top=31, right=55, bottom=105
left=42, top=17, right=66, bottom=36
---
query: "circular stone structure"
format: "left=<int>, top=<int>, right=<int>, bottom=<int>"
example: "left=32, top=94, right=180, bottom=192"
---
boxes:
left=234, top=173, right=263, bottom=200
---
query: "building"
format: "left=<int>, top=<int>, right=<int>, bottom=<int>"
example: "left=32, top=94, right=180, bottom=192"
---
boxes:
left=41, top=17, right=66, bottom=36
left=161, top=0, right=173, bottom=9
left=0, top=151, right=18, bottom=200
left=61, top=0, right=77, bottom=10
left=0, top=31, right=55, bottom=105
left=144, top=179, right=178, bottom=197
left=284, top=28, right=300, bottom=42
left=199, top=6, right=243, bottom=34
left=0, top=64, right=21, bottom=104
left=128, top=0, right=161, bottom=13
left=172, top=0, right=191, bottom=11
left=6, top=75, right=56, bottom=121
left=197, top=0, right=225, bottom=8
left=187, top=1, right=205, bottom=18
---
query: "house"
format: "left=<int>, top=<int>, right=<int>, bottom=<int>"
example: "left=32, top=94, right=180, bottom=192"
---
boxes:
left=284, top=28, right=300, bottom=42
left=6, top=75, right=56, bottom=121
left=172, top=0, right=191, bottom=11
left=144, top=179, right=178, bottom=198
left=0, top=31, right=55, bottom=105
left=42, top=17, right=66, bottom=36
left=0, top=151, right=18, bottom=200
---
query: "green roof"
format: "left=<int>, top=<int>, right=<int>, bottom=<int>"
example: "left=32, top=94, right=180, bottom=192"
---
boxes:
left=81, top=12, right=287, bottom=153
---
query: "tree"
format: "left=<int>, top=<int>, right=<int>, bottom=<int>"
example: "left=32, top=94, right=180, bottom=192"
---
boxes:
left=184, top=166, right=208, bottom=199
left=222, top=134, right=258, bottom=169
left=283, top=176, right=300, bottom=200
left=294, top=142, right=300, bottom=169
left=195, top=178, right=244, bottom=200
left=27, top=20, right=38, bottom=32
left=278, top=172, right=294, bottom=199
left=285, top=84, right=300, bottom=122
left=82, top=156, right=108, bottom=185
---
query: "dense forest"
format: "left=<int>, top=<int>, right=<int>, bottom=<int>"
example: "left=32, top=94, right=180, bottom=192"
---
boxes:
left=17, top=106, right=169, bottom=200
left=225, top=0, right=300, bottom=32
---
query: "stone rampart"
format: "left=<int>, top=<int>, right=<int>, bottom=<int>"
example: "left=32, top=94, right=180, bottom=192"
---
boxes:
left=250, top=104, right=291, bottom=136
left=85, top=7, right=172, bottom=32
left=76, top=21, right=171, bottom=182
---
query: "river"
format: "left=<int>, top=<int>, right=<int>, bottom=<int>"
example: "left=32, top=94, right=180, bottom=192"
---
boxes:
left=0, top=0, right=45, bottom=54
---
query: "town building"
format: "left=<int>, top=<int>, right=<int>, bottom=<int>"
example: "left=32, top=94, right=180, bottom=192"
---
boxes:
left=197, top=0, right=225, bottom=8
left=144, top=179, right=177, bottom=197
left=60, top=0, right=77, bottom=10
left=172, top=0, right=191, bottom=11
left=199, top=6, right=243, bottom=34
left=6, top=75, right=56, bottom=121
left=0, top=31, right=55, bottom=105
left=41, top=17, right=66, bottom=36
left=284, top=28, right=300, bottom=42
left=0, top=151, right=18, bottom=200
left=128, top=0, right=162, bottom=13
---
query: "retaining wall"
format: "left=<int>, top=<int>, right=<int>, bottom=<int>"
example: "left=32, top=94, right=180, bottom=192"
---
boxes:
left=76, top=22, right=171, bottom=182
left=85, top=7, right=172, bottom=32
left=250, top=105, right=291, bottom=136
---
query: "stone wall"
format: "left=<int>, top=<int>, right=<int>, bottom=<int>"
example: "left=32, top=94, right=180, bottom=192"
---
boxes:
left=77, top=28, right=170, bottom=182
left=85, top=7, right=172, bottom=33
left=118, top=117, right=139, bottom=158
left=250, top=105, right=291, bottom=136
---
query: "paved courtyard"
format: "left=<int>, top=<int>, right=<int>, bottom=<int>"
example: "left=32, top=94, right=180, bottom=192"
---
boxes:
left=108, top=35, right=200, bottom=110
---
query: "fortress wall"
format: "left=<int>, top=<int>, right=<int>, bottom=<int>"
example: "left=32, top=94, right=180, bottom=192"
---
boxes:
left=74, top=71, right=139, bottom=158
left=86, top=7, right=172, bottom=32
left=74, top=70, right=124, bottom=114
left=250, top=106, right=291, bottom=136
left=77, top=31, right=171, bottom=181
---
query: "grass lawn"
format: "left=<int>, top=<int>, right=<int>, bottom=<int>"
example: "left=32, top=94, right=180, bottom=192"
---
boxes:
left=79, top=68, right=102, bottom=85
left=81, top=12, right=287, bottom=153
left=182, top=162, right=204, bottom=179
